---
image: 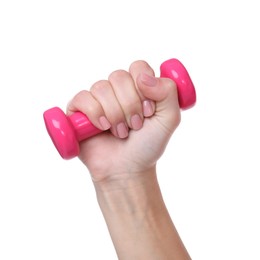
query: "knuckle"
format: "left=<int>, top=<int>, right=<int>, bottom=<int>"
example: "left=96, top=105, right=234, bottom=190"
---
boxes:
left=108, top=69, right=129, bottom=83
left=130, top=60, right=149, bottom=70
left=162, top=78, right=178, bottom=97
left=73, top=90, right=88, bottom=102
left=126, top=98, right=142, bottom=110
left=90, top=80, right=110, bottom=93
left=86, top=101, right=98, bottom=114
left=165, top=78, right=178, bottom=90
left=129, top=60, right=155, bottom=75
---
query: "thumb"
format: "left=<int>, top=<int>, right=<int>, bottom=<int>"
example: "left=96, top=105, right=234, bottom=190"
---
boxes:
left=137, top=73, right=181, bottom=134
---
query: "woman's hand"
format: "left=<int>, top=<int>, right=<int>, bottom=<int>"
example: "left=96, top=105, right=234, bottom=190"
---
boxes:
left=67, top=60, right=191, bottom=259
left=67, top=60, right=180, bottom=183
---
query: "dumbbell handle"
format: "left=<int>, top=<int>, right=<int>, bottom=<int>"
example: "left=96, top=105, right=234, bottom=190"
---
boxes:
left=43, top=58, right=196, bottom=159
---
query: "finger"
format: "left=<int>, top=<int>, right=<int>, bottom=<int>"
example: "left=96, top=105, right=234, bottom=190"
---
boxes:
left=90, top=80, right=129, bottom=139
left=108, top=69, right=143, bottom=130
left=129, top=60, right=156, bottom=117
left=137, top=73, right=181, bottom=134
left=66, top=90, right=111, bottom=131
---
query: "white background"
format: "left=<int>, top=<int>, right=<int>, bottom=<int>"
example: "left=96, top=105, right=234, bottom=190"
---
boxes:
left=0, top=0, right=259, bottom=259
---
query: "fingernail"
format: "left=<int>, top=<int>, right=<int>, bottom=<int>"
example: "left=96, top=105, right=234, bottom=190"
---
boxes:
left=99, top=116, right=111, bottom=130
left=131, top=114, right=143, bottom=130
left=140, top=73, right=157, bottom=87
left=117, top=122, right=129, bottom=138
left=143, top=100, right=155, bottom=117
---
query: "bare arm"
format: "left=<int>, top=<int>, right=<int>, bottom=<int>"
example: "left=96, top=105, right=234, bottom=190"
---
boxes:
left=67, top=60, right=191, bottom=259
left=94, top=169, right=191, bottom=260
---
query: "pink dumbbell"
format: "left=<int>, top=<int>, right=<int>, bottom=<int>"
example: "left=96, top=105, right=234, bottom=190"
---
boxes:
left=43, top=58, right=196, bottom=159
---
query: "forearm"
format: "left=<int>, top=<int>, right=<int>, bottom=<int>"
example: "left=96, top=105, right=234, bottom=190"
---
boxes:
left=93, top=169, right=191, bottom=260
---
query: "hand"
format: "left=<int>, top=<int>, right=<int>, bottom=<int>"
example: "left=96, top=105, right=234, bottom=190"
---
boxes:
left=67, top=60, right=180, bottom=183
left=67, top=60, right=190, bottom=259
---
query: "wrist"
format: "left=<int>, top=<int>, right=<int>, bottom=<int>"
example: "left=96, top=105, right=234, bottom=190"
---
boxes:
left=93, top=166, right=163, bottom=218
left=92, top=166, right=157, bottom=194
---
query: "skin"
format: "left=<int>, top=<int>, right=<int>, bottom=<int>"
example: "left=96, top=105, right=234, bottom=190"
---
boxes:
left=67, top=60, right=191, bottom=260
